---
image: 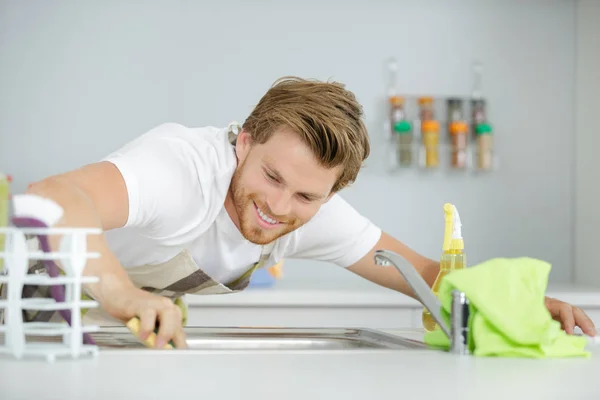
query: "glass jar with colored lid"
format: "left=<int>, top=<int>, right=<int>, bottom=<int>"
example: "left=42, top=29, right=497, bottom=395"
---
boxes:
left=421, top=120, right=440, bottom=168
left=449, top=121, right=468, bottom=169
left=475, top=123, right=493, bottom=170
left=394, top=120, right=413, bottom=166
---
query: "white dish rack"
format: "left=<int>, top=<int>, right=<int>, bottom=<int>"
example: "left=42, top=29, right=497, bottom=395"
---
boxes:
left=0, top=222, right=102, bottom=362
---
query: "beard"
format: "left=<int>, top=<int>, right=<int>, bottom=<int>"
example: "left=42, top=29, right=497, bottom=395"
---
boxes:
left=229, top=163, right=304, bottom=245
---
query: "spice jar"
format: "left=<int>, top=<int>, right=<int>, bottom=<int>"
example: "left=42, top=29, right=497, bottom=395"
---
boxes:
left=421, top=120, right=439, bottom=168
left=395, top=120, right=413, bottom=166
left=389, top=96, right=406, bottom=137
left=418, top=97, right=435, bottom=121
left=475, top=123, right=493, bottom=170
left=449, top=121, right=468, bottom=169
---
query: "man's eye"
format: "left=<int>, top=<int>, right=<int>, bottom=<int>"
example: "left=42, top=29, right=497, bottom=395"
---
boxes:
left=266, top=173, right=278, bottom=183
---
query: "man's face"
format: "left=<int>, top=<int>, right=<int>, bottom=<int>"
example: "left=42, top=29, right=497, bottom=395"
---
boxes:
left=226, top=127, right=340, bottom=245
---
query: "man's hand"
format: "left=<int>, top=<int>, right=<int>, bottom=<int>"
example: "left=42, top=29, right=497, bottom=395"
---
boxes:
left=101, top=283, right=188, bottom=349
left=545, top=296, right=597, bottom=336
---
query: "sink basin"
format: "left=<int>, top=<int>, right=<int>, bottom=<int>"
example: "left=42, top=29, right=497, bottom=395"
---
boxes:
left=64, top=327, right=428, bottom=350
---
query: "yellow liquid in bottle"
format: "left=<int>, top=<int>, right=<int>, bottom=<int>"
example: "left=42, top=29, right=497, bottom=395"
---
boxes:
left=422, top=251, right=465, bottom=332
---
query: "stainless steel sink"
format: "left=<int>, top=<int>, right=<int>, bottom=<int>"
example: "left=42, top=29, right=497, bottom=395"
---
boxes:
left=83, top=327, right=428, bottom=350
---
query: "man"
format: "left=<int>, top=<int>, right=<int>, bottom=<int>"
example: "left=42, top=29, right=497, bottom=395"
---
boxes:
left=26, top=77, right=596, bottom=348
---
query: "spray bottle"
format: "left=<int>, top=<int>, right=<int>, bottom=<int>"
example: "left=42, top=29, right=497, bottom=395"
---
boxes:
left=422, top=203, right=466, bottom=332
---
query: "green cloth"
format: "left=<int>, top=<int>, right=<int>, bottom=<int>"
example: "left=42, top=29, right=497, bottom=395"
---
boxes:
left=423, top=257, right=590, bottom=358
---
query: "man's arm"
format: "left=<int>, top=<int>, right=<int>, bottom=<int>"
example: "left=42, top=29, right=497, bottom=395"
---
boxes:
left=26, top=160, right=187, bottom=347
left=26, top=161, right=134, bottom=302
left=347, top=231, right=597, bottom=336
left=346, top=231, right=439, bottom=300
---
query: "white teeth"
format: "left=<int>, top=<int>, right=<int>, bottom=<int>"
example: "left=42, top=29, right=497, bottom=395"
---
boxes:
left=257, top=206, right=278, bottom=225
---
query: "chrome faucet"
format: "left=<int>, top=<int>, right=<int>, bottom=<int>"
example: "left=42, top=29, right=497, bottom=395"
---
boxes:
left=373, top=249, right=470, bottom=355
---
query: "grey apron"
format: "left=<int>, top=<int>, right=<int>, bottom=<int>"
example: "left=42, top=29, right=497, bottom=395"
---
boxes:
left=0, top=122, right=280, bottom=325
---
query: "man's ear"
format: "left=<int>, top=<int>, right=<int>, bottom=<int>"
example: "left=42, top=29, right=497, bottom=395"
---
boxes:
left=235, top=129, right=253, bottom=161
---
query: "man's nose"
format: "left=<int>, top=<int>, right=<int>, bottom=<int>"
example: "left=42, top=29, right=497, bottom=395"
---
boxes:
left=267, top=189, right=292, bottom=217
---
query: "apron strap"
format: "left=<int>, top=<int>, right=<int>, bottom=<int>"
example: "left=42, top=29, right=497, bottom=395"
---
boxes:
left=226, top=241, right=276, bottom=290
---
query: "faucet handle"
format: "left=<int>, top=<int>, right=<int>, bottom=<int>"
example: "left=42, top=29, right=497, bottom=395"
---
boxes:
left=450, top=290, right=470, bottom=355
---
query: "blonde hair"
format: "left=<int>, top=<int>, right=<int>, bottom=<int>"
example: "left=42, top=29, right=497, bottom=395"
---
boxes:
left=242, top=76, right=370, bottom=193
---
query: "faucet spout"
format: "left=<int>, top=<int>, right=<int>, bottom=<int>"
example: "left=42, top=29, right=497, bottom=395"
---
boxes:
left=374, top=249, right=470, bottom=355
left=374, top=250, right=451, bottom=338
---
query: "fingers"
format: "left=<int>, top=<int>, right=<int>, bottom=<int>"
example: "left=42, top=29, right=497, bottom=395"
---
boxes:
left=171, top=325, right=188, bottom=349
left=138, top=308, right=158, bottom=341
left=557, top=303, right=576, bottom=334
left=135, top=295, right=187, bottom=349
left=546, top=296, right=598, bottom=336
left=573, top=307, right=597, bottom=336
left=155, top=298, right=186, bottom=349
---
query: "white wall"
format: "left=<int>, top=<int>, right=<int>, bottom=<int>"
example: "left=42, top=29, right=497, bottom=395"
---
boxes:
left=0, top=0, right=579, bottom=283
left=574, top=0, right=600, bottom=287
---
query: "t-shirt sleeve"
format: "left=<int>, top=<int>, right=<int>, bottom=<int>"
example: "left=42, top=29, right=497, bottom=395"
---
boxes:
left=286, top=193, right=382, bottom=267
left=102, top=123, right=223, bottom=239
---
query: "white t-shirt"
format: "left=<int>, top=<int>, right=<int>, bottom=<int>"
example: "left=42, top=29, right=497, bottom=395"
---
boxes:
left=102, top=122, right=382, bottom=285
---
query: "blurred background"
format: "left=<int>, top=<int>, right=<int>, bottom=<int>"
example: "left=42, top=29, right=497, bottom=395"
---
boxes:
left=1, top=0, right=598, bottom=296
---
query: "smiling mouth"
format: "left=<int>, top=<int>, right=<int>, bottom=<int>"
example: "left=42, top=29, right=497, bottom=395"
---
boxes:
left=253, top=202, right=282, bottom=228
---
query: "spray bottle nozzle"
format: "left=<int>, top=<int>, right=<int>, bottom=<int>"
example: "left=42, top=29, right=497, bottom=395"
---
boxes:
left=442, top=203, right=464, bottom=252
left=452, top=206, right=462, bottom=239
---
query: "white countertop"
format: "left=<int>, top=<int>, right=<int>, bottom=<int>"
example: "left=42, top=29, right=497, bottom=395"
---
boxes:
left=1, top=328, right=600, bottom=400
left=3, top=280, right=599, bottom=399
left=184, top=279, right=600, bottom=308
